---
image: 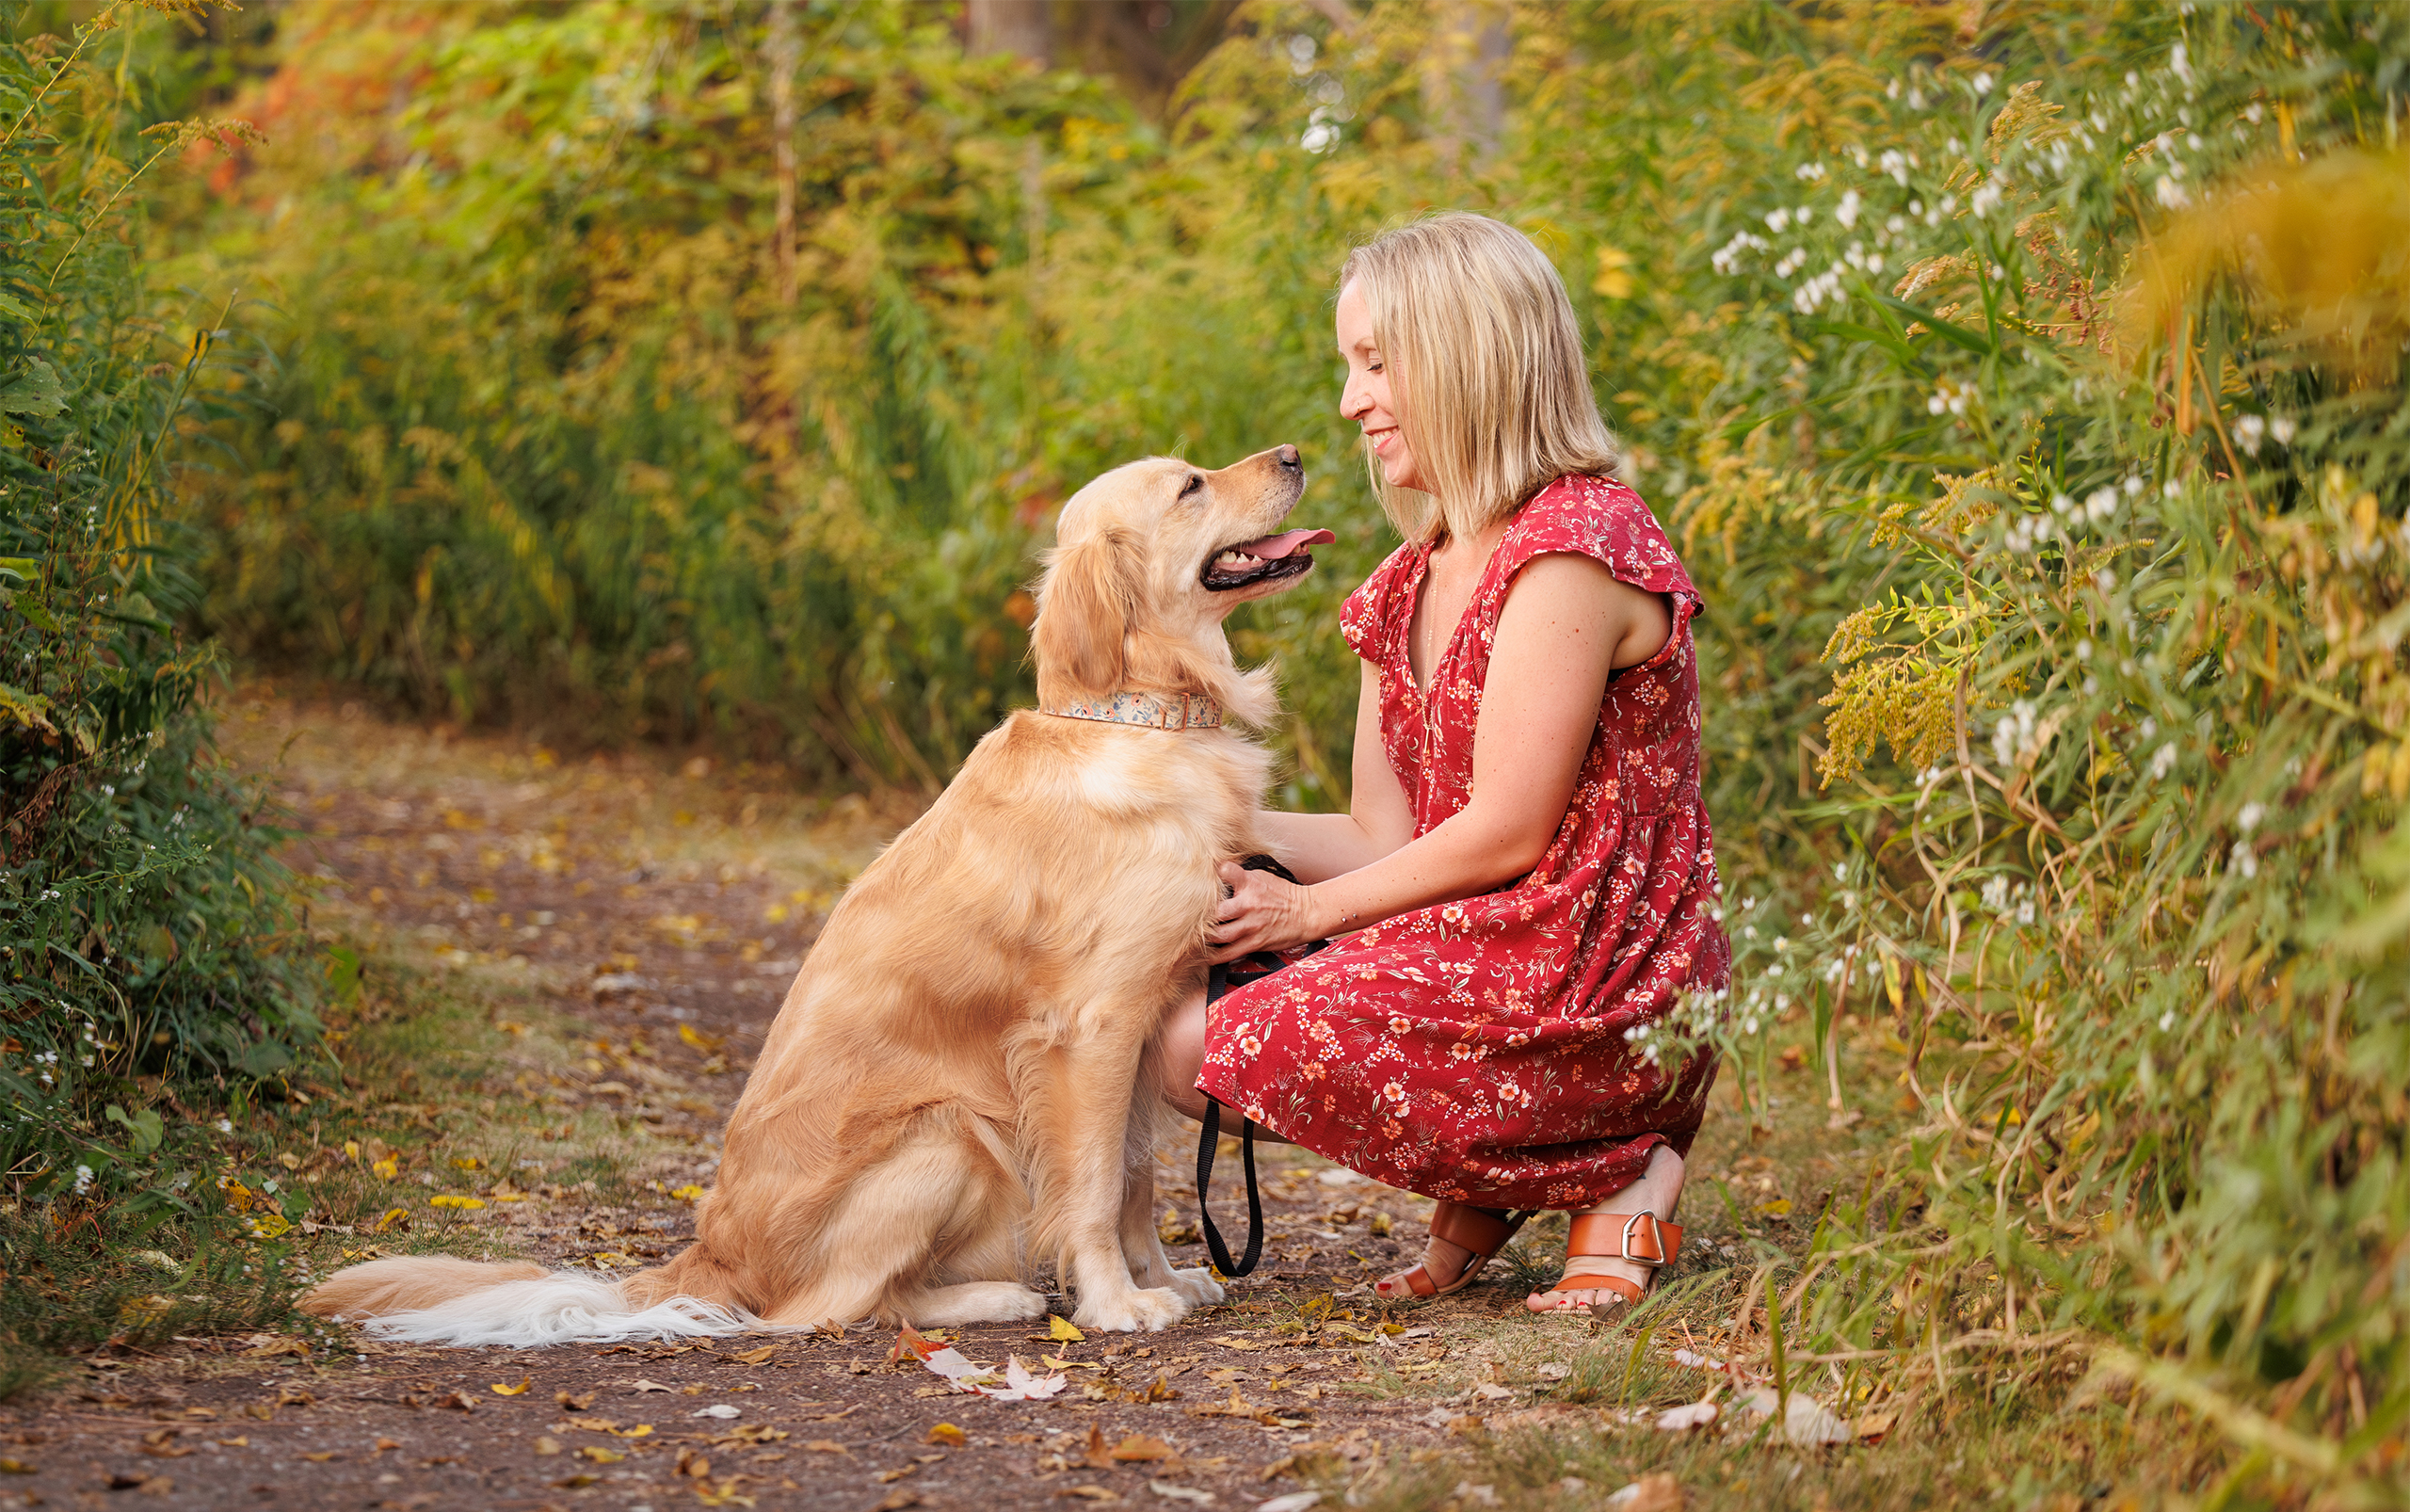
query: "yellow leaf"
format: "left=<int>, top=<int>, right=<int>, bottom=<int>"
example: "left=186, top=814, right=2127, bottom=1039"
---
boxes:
left=490, top=1378, right=530, bottom=1396
left=612, top=1425, right=653, bottom=1439
left=533, top=1436, right=561, bottom=1456
left=0, top=1458, right=37, bottom=1474
left=678, top=1022, right=726, bottom=1053
left=1756, top=1198, right=1792, bottom=1217
left=430, top=1195, right=487, bottom=1210
left=1593, top=246, right=1636, bottom=300
left=1048, top=1315, right=1085, bottom=1343
left=246, top=1213, right=292, bottom=1240
left=371, top=1156, right=398, bottom=1180
left=342, top=1141, right=361, bottom=1161
left=371, top=1206, right=410, bottom=1233
left=300, top=1452, right=339, bottom=1463
left=926, top=1423, right=966, bottom=1447
left=1108, top=1433, right=1175, bottom=1462
left=579, top=1446, right=623, bottom=1464
left=451, top=1156, right=485, bottom=1171
left=731, top=1344, right=779, bottom=1365
left=670, top=1184, right=705, bottom=1201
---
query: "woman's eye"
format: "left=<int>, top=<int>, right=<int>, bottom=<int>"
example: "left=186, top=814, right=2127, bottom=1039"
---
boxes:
left=1181, top=475, right=1203, bottom=497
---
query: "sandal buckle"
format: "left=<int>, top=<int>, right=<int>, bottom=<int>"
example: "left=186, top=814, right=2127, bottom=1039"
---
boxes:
left=1617, top=1210, right=1658, bottom=1263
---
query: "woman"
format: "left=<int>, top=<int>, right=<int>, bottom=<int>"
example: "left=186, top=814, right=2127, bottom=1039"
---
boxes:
left=1153, top=213, right=1727, bottom=1315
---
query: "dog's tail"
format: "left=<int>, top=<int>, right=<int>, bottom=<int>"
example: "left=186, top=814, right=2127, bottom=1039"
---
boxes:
left=299, top=1251, right=759, bottom=1348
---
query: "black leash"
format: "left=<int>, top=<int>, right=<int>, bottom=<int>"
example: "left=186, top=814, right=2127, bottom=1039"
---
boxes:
left=1195, top=1093, right=1262, bottom=1277
left=1190, top=854, right=1320, bottom=1279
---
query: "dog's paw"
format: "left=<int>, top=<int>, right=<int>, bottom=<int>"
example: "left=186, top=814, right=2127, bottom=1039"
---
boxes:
left=1165, top=1267, right=1225, bottom=1307
left=1071, top=1285, right=1190, bottom=1334
left=908, top=1282, right=1050, bottom=1327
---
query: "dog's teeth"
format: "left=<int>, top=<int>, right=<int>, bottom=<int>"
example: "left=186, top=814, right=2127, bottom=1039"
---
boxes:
left=1215, top=551, right=1258, bottom=568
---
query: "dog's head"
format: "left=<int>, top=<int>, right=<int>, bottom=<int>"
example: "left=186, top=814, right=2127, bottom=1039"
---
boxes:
left=1031, top=445, right=1326, bottom=727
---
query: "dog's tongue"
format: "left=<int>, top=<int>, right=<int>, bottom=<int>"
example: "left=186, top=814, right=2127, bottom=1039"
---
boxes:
left=1233, top=528, right=1336, bottom=560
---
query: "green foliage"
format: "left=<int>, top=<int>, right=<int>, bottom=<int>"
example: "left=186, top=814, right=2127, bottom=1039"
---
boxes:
left=158, top=0, right=2410, bottom=1493
left=0, top=0, right=321, bottom=1225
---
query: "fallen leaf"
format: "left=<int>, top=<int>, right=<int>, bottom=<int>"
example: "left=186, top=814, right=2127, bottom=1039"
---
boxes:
left=214, top=1439, right=248, bottom=1449
left=693, top=1404, right=742, bottom=1419
left=876, top=1466, right=918, bottom=1484
left=731, top=1344, right=779, bottom=1365
left=1853, top=1409, right=1897, bottom=1441
left=1049, top=1315, right=1086, bottom=1343
left=876, top=1494, right=921, bottom=1512
left=1149, top=1483, right=1213, bottom=1504
left=371, top=1156, right=399, bottom=1180
left=630, top=1378, right=674, bottom=1392
left=241, top=1335, right=309, bottom=1359
left=678, top=1022, right=726, bottom=1053
left=442, top=1390, right=479, bottom=1411
left=917, top=1346, right=1068, bottom=1401
left=579, top=1445, right=624, bottom=1464
left=371, top=1206, right=410, bottom=1233
left=1653, top=1400, right=1718, bottom=1433
left=1211, top=1335, right=1271, bottom=1352
left=555, top=1390, right=594, bottom=1409
left=1057, top=1489, right=1119, bottom=1504
left=243, top=1404, right=274, bottom=1423
left=676, top=1448, right=712, bottom=1479
left=804, top=1440, right=849, bottom=1454
left=0, top=1458, right=32, bottom=1475
left=926, top=1424, right=966, bottom=1447
left=613, top=1424, right=654, bottom=1439
left=430, top=1195, right=486, bottom=1211
left=278, top=1386, right=314, bottom=1407
left=552, top=1473, right=600, bottom=1488
left=1109, top=1434, right=1176, bottom=1463
left=1603, top=1472, right=1685, bottom=1512
left=1733, top=1388, right=1853, bottom=1445
left=374, top=1438, right=400, bottom=1453
left=300, top=1452, right=340, bottom=1463
left=1256, top=1495, right=1322, bottom=1512
left=490, top=1378, right=531, bottom=1395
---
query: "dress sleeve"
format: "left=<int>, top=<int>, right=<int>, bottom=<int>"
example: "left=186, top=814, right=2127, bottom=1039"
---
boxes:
left=1341, top=544, right=1415, bottom=665
left=1497, top=475, right=1705, bottom=630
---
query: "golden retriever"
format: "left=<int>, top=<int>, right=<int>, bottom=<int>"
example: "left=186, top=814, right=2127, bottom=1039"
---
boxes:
left=297, top=444, right=1326, bottom=1342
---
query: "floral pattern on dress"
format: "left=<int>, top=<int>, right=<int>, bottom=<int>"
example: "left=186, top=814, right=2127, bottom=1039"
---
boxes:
left=1197, top=475, right=1728, bottom=1210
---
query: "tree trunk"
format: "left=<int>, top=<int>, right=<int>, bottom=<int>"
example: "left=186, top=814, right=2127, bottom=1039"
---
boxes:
left=1422, top=0, right=1512, bottom=171
left=967, top=0, right=1052, bottom=68
left=766, top=0, right=800, bottom=307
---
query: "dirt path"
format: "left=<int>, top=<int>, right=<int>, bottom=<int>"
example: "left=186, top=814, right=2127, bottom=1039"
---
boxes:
left=1, top=690, right=1791, bottom=1511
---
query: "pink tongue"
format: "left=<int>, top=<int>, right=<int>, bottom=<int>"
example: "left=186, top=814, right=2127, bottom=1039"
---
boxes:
left=1233, top=528, right=1335, bottom=560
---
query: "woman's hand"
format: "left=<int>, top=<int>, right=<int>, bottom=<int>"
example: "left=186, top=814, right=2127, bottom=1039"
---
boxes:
left=1209, top=861, right=1325, bottom=963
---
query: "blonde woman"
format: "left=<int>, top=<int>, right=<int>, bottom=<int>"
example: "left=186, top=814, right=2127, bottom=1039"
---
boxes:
left=1155, top=213, right=1727, bottom=1315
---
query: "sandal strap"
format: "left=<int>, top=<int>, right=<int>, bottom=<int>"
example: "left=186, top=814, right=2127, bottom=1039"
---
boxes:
left=1430, top=1201, right=1521, bottom=1256
left=1546, top=1272, right=1644, bottom=1305
left=1566, top=1212, right=1683, bottom=1266
left=1395, top=1264, right=1438, bottom=1298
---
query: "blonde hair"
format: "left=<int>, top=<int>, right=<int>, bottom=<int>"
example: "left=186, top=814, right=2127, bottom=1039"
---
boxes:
left=1341, top=213, right=1622, bottom=543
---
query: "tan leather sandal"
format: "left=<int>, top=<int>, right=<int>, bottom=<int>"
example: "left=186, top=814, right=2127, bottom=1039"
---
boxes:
left=1528, top=1210, right=1683, bottom=1317
left=1374, top=1202, right=1531, bottom=1299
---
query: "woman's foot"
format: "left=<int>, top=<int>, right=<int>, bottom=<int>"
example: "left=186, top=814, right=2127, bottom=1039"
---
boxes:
left=1525, top=1145, right=1686, bottom=1315
left=1374, top=1231, right=1477, bottom=1299
left=1374, top=1203, right=1524, bottom=1299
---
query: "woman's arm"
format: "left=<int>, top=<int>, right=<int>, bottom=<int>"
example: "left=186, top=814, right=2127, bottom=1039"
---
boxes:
left=1211, top=554, right=1668, bottom=960
left=1251, top=661, right=1416, bottom=883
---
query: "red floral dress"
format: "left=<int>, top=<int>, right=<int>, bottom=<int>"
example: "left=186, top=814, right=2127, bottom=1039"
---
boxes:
left=1197, top=475, right=1728, bottom=1210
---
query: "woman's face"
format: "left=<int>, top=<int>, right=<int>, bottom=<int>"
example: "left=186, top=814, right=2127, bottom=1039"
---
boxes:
left=1335, top=279, right=1427, bottom=494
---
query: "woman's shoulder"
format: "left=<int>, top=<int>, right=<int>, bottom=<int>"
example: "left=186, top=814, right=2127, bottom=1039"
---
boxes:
left=1502, top=474, right=1699, bottom=603
left=1341, top=539, right=1422, bottom=660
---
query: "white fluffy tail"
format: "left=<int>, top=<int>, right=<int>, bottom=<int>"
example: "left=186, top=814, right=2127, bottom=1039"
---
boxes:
left=305, top=1257, right=767, bottom=1348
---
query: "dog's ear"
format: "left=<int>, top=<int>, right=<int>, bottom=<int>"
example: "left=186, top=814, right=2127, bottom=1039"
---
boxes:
left=1032, top=526, right=1143, bottom=703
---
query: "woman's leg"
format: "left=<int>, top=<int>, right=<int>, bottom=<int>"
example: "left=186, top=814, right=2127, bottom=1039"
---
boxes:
left=1152, top=984, right=1291, bottom=1142
left=1525, top=1143, right=1685, bottom=1312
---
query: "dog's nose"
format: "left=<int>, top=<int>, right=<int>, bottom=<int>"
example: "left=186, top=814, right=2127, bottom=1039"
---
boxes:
left=1274, top=443, right=1301, bottom=470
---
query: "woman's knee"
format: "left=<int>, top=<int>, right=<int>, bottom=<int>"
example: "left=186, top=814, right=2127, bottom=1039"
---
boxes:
left=1153, top=987, right=1210, bottom=1118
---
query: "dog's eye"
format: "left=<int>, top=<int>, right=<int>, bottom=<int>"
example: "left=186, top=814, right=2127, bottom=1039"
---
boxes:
left=1180, top=475, right=1202, bottom=498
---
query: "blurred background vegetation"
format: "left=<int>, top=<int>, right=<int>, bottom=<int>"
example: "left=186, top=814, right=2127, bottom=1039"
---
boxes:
left=3, top=0, right=2406, bottom=1494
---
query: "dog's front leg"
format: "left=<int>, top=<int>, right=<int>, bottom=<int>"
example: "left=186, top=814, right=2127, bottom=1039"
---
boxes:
left=1119, top=1154, right=1225, bottom=1309
left=1042, top=1040, right=1192, bottom=1333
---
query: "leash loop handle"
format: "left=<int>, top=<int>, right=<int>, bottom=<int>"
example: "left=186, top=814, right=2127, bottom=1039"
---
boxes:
left=1195, top=1096, right=1262, bottom=1278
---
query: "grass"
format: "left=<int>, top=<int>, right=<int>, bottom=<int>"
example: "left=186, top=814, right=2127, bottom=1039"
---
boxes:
left=0, top=936, right=688, bottom=1398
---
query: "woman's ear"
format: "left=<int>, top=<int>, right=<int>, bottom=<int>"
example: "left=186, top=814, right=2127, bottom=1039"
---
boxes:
left=1032, top=526, right=1142, bottom=702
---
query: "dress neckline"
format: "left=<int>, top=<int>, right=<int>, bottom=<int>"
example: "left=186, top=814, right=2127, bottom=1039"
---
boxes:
left=1402, top=521, right=1518, bottom=699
